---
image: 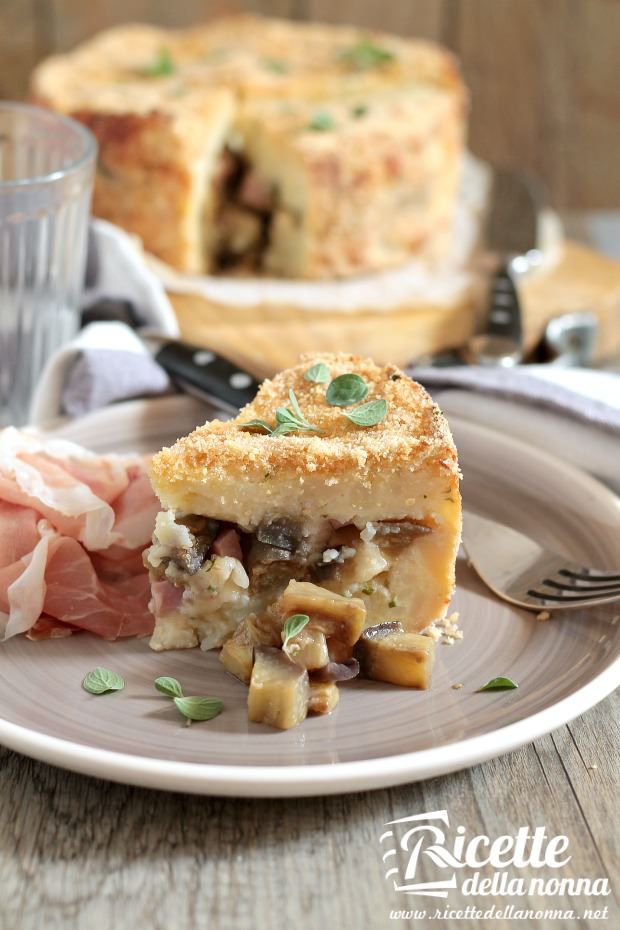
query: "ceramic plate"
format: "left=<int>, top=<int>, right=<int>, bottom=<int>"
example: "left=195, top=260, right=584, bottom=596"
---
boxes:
left=0, top=396, right=618, bottom=797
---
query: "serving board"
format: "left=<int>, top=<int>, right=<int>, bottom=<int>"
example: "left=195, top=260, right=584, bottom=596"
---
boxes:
left=170, top=240, right=620, bottom=378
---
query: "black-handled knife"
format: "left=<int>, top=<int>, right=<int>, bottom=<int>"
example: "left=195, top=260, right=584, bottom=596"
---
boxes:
left=153, top=340, right=260, bottom=413
left=81, top=296, right=261, bottom=413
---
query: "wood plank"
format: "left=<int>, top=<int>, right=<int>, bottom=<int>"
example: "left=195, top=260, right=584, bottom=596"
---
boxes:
left=170, top=239, right=620, bottom=376
left=304, top=0, right=446, bottom=38
left=560, top=0, right=620, bottom=208
left=171, top=287, right=483, bottom=378
left=447, top=0, right=571, bottom=208
left=46, top=0, right=298, bottom=52
left=0, top=693, right=616, bottom=930
left=0, top=0, right=42, bottom=100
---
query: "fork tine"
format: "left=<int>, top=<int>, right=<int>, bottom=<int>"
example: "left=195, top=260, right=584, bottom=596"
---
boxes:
left=558, top=569, right=620, bottom=583
left=541, top=578, right=620, bottom=593
left=527, top=587, right=620, bottom=603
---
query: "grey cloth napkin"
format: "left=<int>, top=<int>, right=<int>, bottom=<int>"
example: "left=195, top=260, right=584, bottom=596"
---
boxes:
left=410, top=365, right=620, bottom=436
left=63, top=348, right=172, bottom=418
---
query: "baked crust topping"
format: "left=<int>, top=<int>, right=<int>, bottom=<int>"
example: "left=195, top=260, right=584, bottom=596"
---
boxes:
left=145, top=353, right=461, bottom=655
left=151, top=353, right=459, bottom=497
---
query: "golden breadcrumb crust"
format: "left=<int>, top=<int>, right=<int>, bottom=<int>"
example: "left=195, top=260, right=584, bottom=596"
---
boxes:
left=150, top=353, right=460, bottom=498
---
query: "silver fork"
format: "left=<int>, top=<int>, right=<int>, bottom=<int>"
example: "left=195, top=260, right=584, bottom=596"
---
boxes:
left=462, top=511, right=620, bottom=611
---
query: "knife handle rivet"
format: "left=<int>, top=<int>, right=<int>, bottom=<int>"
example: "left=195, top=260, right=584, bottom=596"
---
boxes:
left=230, top=372, right=253, bottom=389
left=192, top=350, right=215, bottom=366
left=511, top=256, right=530, bottom=274
left=492, top=293, right=514, bottom=306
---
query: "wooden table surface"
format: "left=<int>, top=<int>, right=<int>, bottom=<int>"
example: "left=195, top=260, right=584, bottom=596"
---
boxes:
left=1, top=695, right=617, bottom=930
left=1, top=217, right=619, bottom=930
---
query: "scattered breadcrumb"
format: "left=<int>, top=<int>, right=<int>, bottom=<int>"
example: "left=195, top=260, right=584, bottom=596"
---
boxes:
left=588, top=764, right=598, bottom=771
left=452, top=683, right=463, bottom=690
left=423, top=611, right=462, bottom=645
left=536, top=610, right=551, bottom=621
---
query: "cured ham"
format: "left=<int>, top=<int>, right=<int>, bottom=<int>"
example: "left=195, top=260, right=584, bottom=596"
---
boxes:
left=0, top=428, right=158, bottom=642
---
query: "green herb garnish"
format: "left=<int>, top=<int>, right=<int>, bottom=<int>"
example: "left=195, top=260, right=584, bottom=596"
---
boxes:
left=154, top=676, right=184, bottom=698
left=173, top=696, right=223, bottom=722
left=263, top=58, right=288, bottom=74
left=345, top=399, right=387, bottom=427
left=282, top=614, right=310, bottom=650
left=273, top=389, right=321, bottom=436
left=308, top=110, right=335, bottom=132
left=388, top=598, right=397, bottom=609
left=304, top=362, right=330, bottom=384
left=352, top=103, right=368, bottom=118
left=204, top=47, right=231, bottom=64
left=326, top=373, right=369, bottom=407
left=340, top=39, right=395, bottom=71
left=239, top=418, right=274, bottom=434
left=141, top=48, right=176, bottom=77
left=476, top=676, right=519, bottom=692
left=240, top=390, right=320, bottom=437
left=82, top=668, right=125, bottom=695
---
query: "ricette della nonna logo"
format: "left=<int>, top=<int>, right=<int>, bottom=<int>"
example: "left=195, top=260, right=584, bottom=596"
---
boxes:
left=380, top=810, right=611, bottom=901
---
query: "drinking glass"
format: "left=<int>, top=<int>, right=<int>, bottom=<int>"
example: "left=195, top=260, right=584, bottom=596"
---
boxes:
left=0, top=102, right=96, bottom=425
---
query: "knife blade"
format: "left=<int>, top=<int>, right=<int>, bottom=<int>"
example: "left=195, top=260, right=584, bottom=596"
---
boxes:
left=465, top=170, right=545, bottom=366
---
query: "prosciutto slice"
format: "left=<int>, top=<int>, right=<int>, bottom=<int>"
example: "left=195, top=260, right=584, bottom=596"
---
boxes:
left=0, top=428, right=159, bottom=642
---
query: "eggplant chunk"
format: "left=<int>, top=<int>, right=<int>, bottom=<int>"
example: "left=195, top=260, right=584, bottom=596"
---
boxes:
left=220, top=638, right=254, bottom=685
left=372, top=520, right=432, bottom=551
left=355, top=627, right=435, bottom=689
left=248, top=647, right=310, bottom=730
left=219, top=615, right=280, bottom=684
left=275, top=580, right=366, bottom=646
left=311, top=658, right=359, bottom=683
left=309, top=681, right=340, bottom=716
left=283, top=628, right=329, bottom=670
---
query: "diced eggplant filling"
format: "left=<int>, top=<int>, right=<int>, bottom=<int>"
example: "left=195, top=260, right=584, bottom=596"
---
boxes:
left=369, top=519, right=431, bottom=551
left=146, top=515, right=221, bottom=579
left=247, top=517, right=332, bottom=593
left=147, top=513, right=432, bottom=591
left=210, top=148, right=275, bottom=273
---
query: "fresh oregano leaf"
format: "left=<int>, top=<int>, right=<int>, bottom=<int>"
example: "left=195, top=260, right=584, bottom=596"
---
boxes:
left=272, top=421, right=304, bottom=437
left=173, top=696, right=223, bottom=721
left=263, top=58, right=288, bottom=74
left=308, top=110, right=335, bottom=132
left=344, top=398, right=388, bottom=427
left=476, top=676, right=519, bottom=692
left=154, top=676, right=184, bottom=698
left=304, top=362, right=330, bottom=383
left=339, top=39, right=395, bottom=71
left=288, top=388, right=306, bottom=422
left=272, top=390, right=321, bottom=435
left=82, top=668, right=125, bottom=695
left=282, top=614, right=311, bottom=650
left=240, top=391, right=320, bottom=438
left=239, top=419, right=274, bottom=434
left=141, top=48, right=176, bottom=77
left=326, top=373, right=369, bottom=407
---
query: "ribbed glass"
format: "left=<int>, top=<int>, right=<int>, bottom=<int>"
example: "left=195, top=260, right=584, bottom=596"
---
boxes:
left=0, top=102, right=96, bottom=425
